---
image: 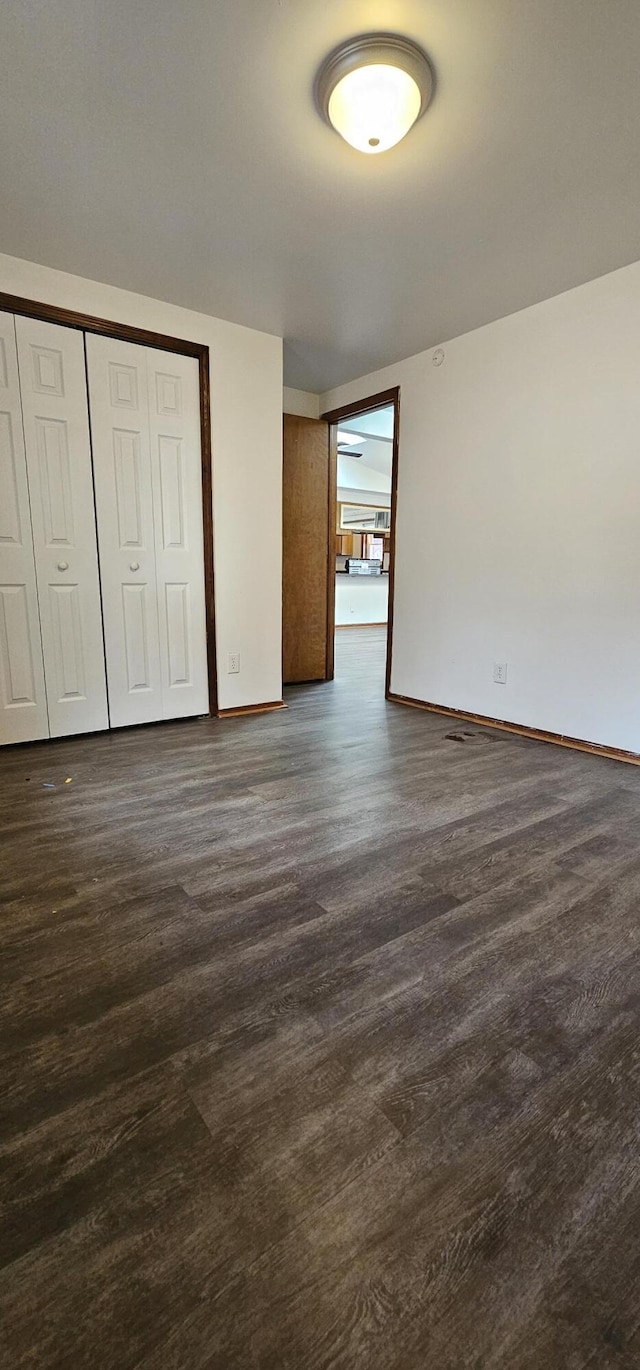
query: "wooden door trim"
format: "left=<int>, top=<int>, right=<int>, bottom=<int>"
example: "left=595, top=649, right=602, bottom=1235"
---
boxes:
left=218, top=699, right=287, bottom=717
left=197, top=346, right=218, bottom=714
left=322, top=385, right=400, bottom=699
left=0, top=290, right=218, bottom=716
left=325, top=424, right=337, bottom=680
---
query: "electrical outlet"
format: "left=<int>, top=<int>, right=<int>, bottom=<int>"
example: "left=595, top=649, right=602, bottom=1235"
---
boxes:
left=228, top=653, right=240, bottom=674
left=493, top=661, right=507, bottom=685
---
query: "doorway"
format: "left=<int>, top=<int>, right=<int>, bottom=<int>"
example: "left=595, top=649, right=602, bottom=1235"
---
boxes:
left=322, top=388, right=400, bottom=697
left=281, top=385, right=399, bottom=697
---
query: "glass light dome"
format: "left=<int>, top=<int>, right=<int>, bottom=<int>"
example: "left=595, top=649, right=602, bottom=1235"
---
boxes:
left=327, top=63, right=423, bottom=154
left=316, top=34, right=433, bottom=156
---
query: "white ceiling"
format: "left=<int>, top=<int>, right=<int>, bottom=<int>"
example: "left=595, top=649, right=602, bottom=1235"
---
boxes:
left=2, top=2, right=640, bottom=392
left=337, top=449, right=390, bottom=494
left=340, top=407, right=395, bottom=442
left=338, top=406, right=394, bottom=484
left=338, top=434, right=393, bottom=491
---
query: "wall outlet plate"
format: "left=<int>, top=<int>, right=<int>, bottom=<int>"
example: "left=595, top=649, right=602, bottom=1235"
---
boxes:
left=493, top=661, right=507, bottom=684
left=228, top=653, right=240, bottom=674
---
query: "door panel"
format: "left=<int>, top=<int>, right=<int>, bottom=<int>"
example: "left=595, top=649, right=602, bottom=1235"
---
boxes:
left=34, top=416, right=75, bottom=545
left=0, top=311, right=49, bottom=744
left=86, top=334, right=162, bottom=728
left=147, top=348, right=208, bottom=718
left=0, top=413, right=22, bottom=544
left=16, top=316, right=108, bottom=737
left=87, top=339, right=207, bottom=726
left=121, top=582, right=154, bottom=692
left=282, top=413, right=333, bottom=683
left=113, top=427, right=145, bottom=549
left=48, top=582, right=87, bottom=697
left=164, top=582, right=192, bottom=689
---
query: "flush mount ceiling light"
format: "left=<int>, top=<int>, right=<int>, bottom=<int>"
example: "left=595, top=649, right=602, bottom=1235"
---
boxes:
left=315, top=32, right=433, bottom=155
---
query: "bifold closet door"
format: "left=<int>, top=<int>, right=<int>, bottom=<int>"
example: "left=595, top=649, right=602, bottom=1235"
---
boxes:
left=86, top=336, right=208, bottom=726
left=0, top=312, right=49, bottom=743
left=146, top=347, right=209, bottom=719
left=15, top=316, right=109, bottom=737
left=85, top=337, right=162, bottom=727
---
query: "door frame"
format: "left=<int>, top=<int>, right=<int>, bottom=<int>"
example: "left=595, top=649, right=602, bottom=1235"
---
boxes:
left=321, top=386, right=400, bottom=698
left=0, top=290, right=218, bottom=716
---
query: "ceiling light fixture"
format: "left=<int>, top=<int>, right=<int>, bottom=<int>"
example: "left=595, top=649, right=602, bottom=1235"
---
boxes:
left=315, top=33, right=433, bottom=155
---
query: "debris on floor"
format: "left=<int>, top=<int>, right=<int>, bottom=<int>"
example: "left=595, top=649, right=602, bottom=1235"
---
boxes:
left=444, top=729, right=500, bottom=744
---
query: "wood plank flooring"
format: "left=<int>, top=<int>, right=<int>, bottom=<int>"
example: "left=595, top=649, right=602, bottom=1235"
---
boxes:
left=3, top=625, right=640, bottom=1368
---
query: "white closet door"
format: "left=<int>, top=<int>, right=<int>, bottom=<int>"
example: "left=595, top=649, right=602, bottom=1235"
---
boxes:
left=147, top=348, right=209, bottom=719
left=0, top=312, right=49, bottom=744
left=15, top=317, right=108, bottom=738
left=85, top=335, right=163, bottom=727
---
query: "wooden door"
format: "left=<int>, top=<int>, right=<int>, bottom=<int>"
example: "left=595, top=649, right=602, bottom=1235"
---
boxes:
left=15, top=316, right=109, bottom=738
left=282, top=414, right=334, bottom=684
left=0, top=312, right=49, bottom=743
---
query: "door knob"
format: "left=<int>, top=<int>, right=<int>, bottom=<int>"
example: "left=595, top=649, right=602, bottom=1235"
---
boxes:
left=129, top=562, right=140, bottom=572
left=57, top=561, right=69, bottom=572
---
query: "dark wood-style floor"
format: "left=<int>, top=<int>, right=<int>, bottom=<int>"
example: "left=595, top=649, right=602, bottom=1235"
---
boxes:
left=3, top=625, right=640, bottom=1369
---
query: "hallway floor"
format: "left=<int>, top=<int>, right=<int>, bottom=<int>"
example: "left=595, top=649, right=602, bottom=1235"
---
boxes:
left=3, top=627, right=640, bottom=1367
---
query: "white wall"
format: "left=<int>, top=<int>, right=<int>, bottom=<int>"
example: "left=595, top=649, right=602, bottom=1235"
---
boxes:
left=283, top=386, right=319, bottom=419
left=322, top=259, right=640, bottom=753
left=338, top=435, right=393, bottom=483
left=336, top=576, right=388, bottom=626
left=0, top=252, right=283, bottom=711
left=338, top=486, right=391, bottom=507
left=337, top=452, right=390, bottom=494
